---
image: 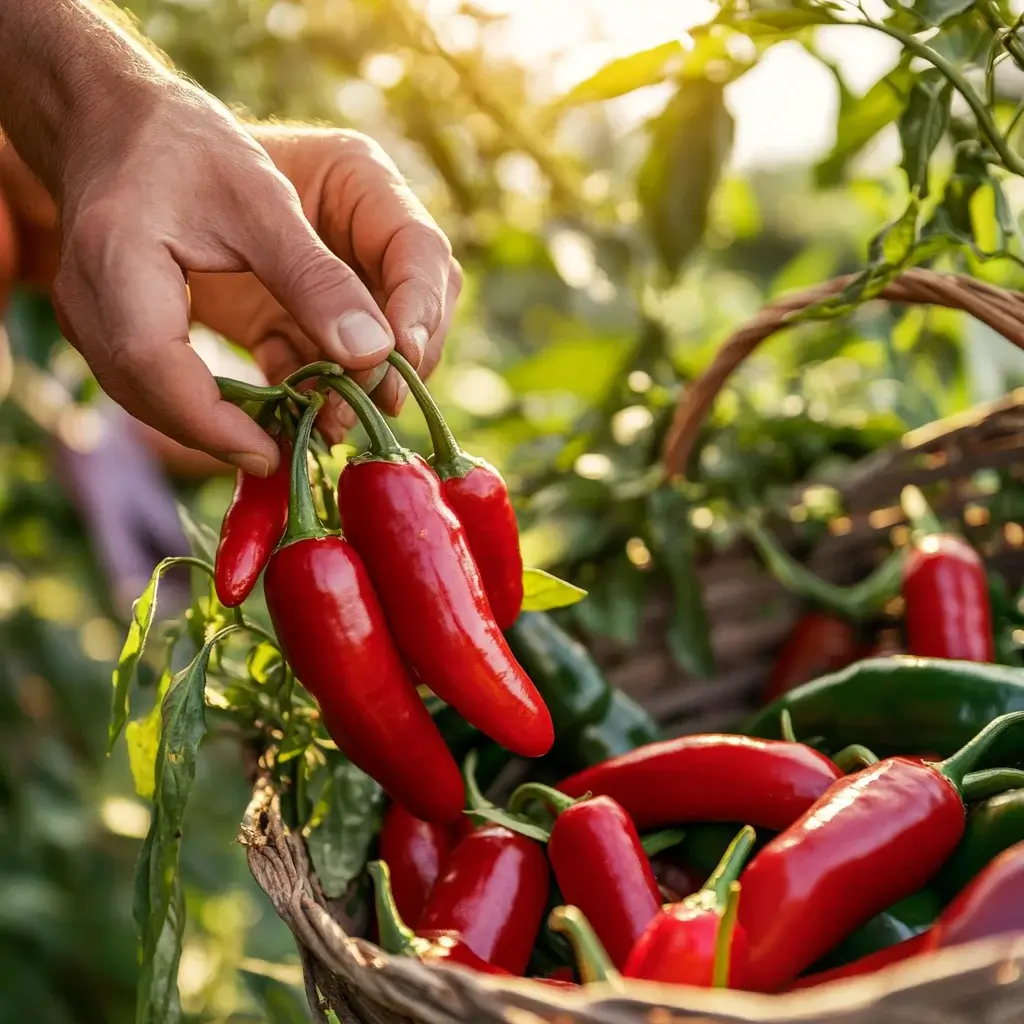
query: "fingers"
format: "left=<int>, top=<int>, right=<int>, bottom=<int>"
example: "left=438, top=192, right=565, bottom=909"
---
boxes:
left=53, top=241, right=280, bottom=475
left=416, top=258, right=463, bottom=383
left=244, top=168, right=396, bottom=372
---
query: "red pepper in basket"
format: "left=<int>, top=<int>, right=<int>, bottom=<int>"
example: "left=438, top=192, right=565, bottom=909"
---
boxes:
left=370, top=824, right=549, bottom=975
left=624, top=826, right=755, bottom=988
left=378, top=804, right=458, bottom=928
left=264, top=397, right=464, bottom=823
left=505, top=783, right=662, bottom=969
left=787, top=934, right=929, bottom=991
left=388, top=352, right=523, bottom=629
left=330, top=374, right=552, bottom=759
left=763, top=612, right=860, bottom=704
left=900, top=486, right=994, bottom=663
left=736, top=711, right=1024, bottom=992
left=214, top=434, right=291, bottom=607
left=558, top=735, right=842, bottom=832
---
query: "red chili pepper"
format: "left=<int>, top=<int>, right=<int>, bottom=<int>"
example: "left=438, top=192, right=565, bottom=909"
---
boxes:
left=264, top=397, right=464, bottom=823
left=330, top=375, right=552, bottom=759
left=926, top=839, right=1024, bottom=950
left=558, top=735, right=842, bottom=832
left=378, top=804, right=459, bottom=928
left=786, top=933, right=929, bottom=991
left=736, top=712, right=1024, bottom=992
left=389, top=352, right=523, bottom=630
left=370, top=824, right=549, bottom=976
left=763, top=612, right=860, bottom=704
left=214, top=435, right=291, bottom=607
left=506, top=783, right=662, bottom=969
left=624, top=826, right=754, bottom=989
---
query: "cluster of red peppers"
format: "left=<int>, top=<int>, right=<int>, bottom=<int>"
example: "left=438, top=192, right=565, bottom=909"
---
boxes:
left=214, top=357, right=550, bottom=823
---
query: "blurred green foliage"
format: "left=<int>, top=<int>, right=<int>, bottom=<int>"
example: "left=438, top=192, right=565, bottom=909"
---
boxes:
left=4, top=0, right=1024, bottom=1021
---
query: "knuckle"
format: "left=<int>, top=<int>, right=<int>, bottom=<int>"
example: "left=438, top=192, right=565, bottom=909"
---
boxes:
left=448, top=258, right=465, bottom=295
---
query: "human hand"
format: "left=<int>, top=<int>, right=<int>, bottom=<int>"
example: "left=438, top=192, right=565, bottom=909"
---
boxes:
left=47, top=84, right=459, bottom=476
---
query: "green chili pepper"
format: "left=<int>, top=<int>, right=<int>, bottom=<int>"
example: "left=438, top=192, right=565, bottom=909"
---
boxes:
left=504, top=611, right=612, bottom=737
left=934, top=788, right=1024, bottom=902
left=745, top=656, right=1024, bottom=762
left=741, top=515, right=904, bottom=620
left=562, top=689, right=663, bottom=771
left=805, top=889, right=941, bottom=974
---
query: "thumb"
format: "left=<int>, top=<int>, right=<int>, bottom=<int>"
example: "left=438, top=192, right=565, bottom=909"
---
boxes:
left=245, top=177, right=395, bottom=370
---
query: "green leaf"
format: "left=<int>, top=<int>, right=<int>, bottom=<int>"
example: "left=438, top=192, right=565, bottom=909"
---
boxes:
left=125, top=662, right=174, bottom=801
left=520, top=568, right=588, bottom=612
left=729, top=6, right=839, bottom=31
left=641, top=828, right=687, bottom=857
left=637, top=78, right=734, bottom=279
left=646, top=488, right=715, bottom=678
left=175, top=501, right=218, bottom=562
left=898, top=69, right=952, bottom=196
left=553, top=41, right=684, bottom=110
left=816, top=62, right=915, bottom=187
left=240, top=970, right=309, bottom=1024
left=904, top=0, right=975, bottom=27
left=133, top=627, right=235, bottom=1024
left=304, top=756, right=384, bottom=899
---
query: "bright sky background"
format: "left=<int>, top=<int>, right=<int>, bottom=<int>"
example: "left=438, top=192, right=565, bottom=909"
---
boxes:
left=421, top=0, right=903, bottom=171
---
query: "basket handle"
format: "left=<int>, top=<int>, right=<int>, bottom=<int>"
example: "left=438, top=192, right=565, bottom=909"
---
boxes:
left=660, top=268, right=1024, bottom=479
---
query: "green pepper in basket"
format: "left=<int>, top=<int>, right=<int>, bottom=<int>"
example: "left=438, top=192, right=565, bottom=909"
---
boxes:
left=563, top=690, right=663, bottom=771
left=745, top=657, right=1024, bottom=762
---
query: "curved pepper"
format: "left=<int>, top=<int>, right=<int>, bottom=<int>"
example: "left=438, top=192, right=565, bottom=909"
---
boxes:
left=736, top=711, right=1024, bottom=992
left=507, top=784, right=661, bottom=969
left=745, top=657, right=1024, bottom=761
left=388, top=352, right=524, bottom=630
left=378, top=804, right=459, bottom=928
left=624, top=826, right=755, bottom=988
left=562, top=689, right=663, bottom=772
left=787, top=934, right=930, bottom=991
left=935, top=788, right=1024, bottom=902
left=331, top=374, right=553, bottom=759
left=558, top=735, right=842, bottom=832
left=763, top=612, right=860, bottom=705
left=214, top=434, right=291, bottom=607
left=264, top=397, right=464, bottom=823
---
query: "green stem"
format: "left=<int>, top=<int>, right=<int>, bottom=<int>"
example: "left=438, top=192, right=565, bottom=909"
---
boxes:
left=283, top=361, right=343, bottom=389
left=705, top=826, right=756, bottom=908
left=367, top=861, right=421, bottom=957
left=961, top=767, right=1024, bottom=802
left=463, top=749, right=497, bottom=822
left=711, top=882, right=741, bottom=990
left=900, top=485, right=943, bottom=539
left=282, top=393, right=327, bottom=544
left=780, top=709, right=797, bottom=744
left=387, top=351, right=476, bottom=478
left=833, top=744, right=880, bottom=773
left=323, top=374, right=407, bottom=460
left=977, top=0, right=1024, bottom=74
left=507, top=781, right=577, bottom=817
left=938, top=711, right=1024, bottom=790
left=547, top=906, right=622, bottom=987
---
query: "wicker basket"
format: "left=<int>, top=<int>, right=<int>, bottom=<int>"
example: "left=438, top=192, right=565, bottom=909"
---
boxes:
left=242, top=268, right=1024, bottom=1024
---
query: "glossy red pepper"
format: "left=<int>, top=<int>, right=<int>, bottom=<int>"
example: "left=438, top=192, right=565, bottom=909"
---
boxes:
left=736, top=712, right=1024, bottom=992
left=786, top=933, right=929, bottom=991
left=264, top=397, right=464, bottom=823
left=214, top=434, right=291, bottom=607
left=371, top=824, right=549, bottom=976
left=624, top=827, right=755, bottom=988
left=330, top=375, right=552, bottom=759
left=507, top=784, right=661, bottom=969
left=389, top=352, right=523, bottom=630
left=763, top=612, right=859, bottom=704
left=927, top=839, right=1024, bottom=950
left=558, top=735, right=842, bottom=832
left=378, top=804, right=458, bottom=927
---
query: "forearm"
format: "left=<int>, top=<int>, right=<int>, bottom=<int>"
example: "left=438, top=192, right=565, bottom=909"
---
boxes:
left=0, top=0, right=169, bottom=200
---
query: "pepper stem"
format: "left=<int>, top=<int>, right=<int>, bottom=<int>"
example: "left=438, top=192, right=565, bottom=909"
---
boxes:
left=282, top=393, right=327, bottom=544
left=833, top=744, right=880, bottom=773
left=323, top=373, right=408, bottom=460
left=938, top=711, right=1024, bottom=790
left=387, top=352, right=476, bottom=479
left=780, top=709, right=797, bottom=743
left=900, top=485, right=944, bottom=538
left=463, top=749, right=496, bottom=822
left=961, top=767, right=1024, bottom=802
left=548, top=906, right=622, bottom=988
left=367, top=861, right=420, bottom=957
left=711, top=882, right=741, bottom=989
left=705, top=826, right=756, bottom=908
left=507, top=782, right=578, bottom=817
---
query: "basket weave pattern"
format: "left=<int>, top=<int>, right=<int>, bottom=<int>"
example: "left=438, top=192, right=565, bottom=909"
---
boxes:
left=244, top=269, right=1024, bottom=1023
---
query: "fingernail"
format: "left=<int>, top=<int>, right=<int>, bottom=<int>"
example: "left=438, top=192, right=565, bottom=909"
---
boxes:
left=409, top=324, right=430, bottom=358
left=363, top=362, right=390, bottom=393
left=227, top=451, right=270, bottom=477
left=336, top=311, right=393, bottom=359
left=394, top=380, right=409, bottom=412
